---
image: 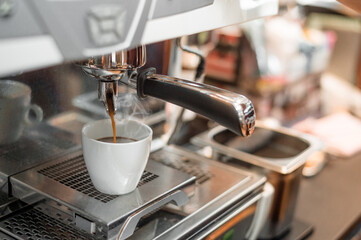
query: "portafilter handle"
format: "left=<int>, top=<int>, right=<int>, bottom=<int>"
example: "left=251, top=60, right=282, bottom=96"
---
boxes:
left=137, top=68, right=255, bottom=137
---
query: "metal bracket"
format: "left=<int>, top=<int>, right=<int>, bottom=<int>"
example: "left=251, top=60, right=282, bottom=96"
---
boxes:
left=116, top=190, right=188, bottom=240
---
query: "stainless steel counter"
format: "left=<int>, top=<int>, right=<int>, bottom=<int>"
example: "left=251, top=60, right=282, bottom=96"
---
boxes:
left=295, top=153, right=361, bottom=239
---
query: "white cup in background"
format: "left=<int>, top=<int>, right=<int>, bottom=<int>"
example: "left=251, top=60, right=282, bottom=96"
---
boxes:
left=0, top=80, right=43, bottom=145
left=82, top=119, right=152, bottom=195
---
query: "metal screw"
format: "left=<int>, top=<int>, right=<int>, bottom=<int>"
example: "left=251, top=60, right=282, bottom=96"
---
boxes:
left=0, top=0, right=15, bottom=18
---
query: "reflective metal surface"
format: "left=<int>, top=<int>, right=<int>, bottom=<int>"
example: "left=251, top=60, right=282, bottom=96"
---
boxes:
left=79, top=46, right=146, bottom=112
left=11, top=153, right=194, bottom=236
left=0, top=192, right=27, bottom=219
left=192, top=122, right=323, bottom=174
left=140, top=72, right=256, bottom=136
left=0, top=201, right=96, bottom=240
left=80, top=44, right=255, bottom=137
left=151, top=146, right=263, bottom=216
left=117, top=190, right=188, bottom=240
left=0, top=123, right=79, bottom=194
left=148, top=146, right=267, bottom=239
left=79, top=46, right=146, bottom=81
left=10, top=151, right=195, bottom=239
left=98, top=81, right=118, bottom=112
left=259, top=168, right=304, bottom=239
left=191, top=123, right=323, bottom=239
left=5, top=144, right=268, bottom=240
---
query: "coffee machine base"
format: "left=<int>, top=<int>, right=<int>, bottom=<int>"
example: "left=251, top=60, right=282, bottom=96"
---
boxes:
left=0, top=127, right=269, bottom=240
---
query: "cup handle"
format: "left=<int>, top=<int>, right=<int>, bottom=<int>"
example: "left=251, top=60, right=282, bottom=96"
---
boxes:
left=24, top=104, right=43, bottom=127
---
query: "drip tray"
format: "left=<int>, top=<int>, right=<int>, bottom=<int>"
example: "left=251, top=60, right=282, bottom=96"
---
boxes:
left=192, top=123, right=323, bottom=174
left=10, top=151, right=195, bottom=239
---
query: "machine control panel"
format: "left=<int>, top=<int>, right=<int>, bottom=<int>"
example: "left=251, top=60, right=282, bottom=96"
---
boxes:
left=0, top=0, right=15, bottom=18
left=29, top=0, right=148, bottom=59
left=87, top=5, right=127, bottom=47
left=0, top=0, right=278, bottom=77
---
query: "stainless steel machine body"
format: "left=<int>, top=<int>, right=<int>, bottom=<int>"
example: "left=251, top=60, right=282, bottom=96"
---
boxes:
left=0, top=124, right=271, bottom=239
left=0, top=0, right=280, bottom=137
left=0, top=0, right=278, bottom=77
left=10, top=150, right=194, bottom=240
left=0, top=99, right=272, bottom=239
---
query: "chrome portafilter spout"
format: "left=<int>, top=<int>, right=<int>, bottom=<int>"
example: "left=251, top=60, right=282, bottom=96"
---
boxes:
left=98, top=80, right=118, bottom=113
left=79, top=45, right=146, bottom=112
left=79, top=45, right=255, bottom=137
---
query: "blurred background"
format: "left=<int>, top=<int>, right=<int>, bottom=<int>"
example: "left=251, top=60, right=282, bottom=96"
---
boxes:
left=177, top=1, right=361, bottom=239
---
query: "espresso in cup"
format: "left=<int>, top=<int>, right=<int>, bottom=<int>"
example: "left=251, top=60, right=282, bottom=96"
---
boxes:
left=97, top=136, right=137, bottom=143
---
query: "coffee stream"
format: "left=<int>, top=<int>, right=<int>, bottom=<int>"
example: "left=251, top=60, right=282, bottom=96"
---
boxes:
left=105, top=89, right=117, bottom=143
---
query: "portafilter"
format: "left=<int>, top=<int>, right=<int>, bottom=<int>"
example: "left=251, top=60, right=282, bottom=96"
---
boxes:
left=79, top=45, right=255, bottom=137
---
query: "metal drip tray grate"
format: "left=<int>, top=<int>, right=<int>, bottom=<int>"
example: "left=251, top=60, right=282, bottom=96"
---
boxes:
left=38, top=155, right=159, bottom=203
left=0, top=208, right=94, bottom=240
left=11, top=150, right=195, bottom=239
left=151, top=150, right=212, bottom=184
left=0, top=123, right=78, bottom=179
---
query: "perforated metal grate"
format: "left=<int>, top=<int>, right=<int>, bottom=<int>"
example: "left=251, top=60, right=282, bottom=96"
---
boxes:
left=38, top=155, right=159, bottom=203
left=0, top=208, right=94, bottom=240
left=138, top=171, right=159, bottom=186
left=151, top=151, right=212, bottom=184
left=176, top=161, right=212, bottom=184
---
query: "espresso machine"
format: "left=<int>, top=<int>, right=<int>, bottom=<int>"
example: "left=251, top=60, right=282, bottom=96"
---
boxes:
left=0, top=0, right=281, bottom=239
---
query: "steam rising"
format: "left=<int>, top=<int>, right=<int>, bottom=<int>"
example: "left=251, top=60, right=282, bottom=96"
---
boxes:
left=115, top=92, right=149, bottom=121
left=113, top=91, right=150, bottom=140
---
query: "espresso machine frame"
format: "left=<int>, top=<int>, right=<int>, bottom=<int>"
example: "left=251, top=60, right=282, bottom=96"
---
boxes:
left=0, top=0, right=280, bottom=239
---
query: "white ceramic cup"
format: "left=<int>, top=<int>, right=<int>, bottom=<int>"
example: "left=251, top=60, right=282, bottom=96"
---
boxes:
left=0, top=80, right=43, bottom=145
left=82, top=119, right=152, bottom=195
